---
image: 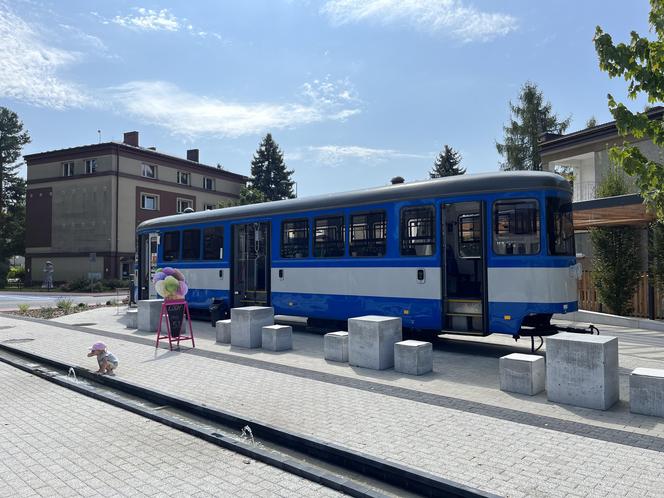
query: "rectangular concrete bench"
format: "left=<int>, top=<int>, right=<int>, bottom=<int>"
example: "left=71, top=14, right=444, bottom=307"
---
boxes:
left=546, top=333, right=619, bottom=410
left=394, top=340, right=432, bottom=376
left=630, top=368, right=664, bottom=418
left=126, top=308, right=138, bottom=329
left=324, top=331, right=349, bottom=362
left=137, top=299, right=163, bottom=332
left=348, top=315, right=402, bottom=370
left=500, top=353, right=545, bottom=396
left=215, top=319, right=231, bottom=344
left=262, top=325, right=292, bottom=351
left=230, top=306, right=274, bottom=349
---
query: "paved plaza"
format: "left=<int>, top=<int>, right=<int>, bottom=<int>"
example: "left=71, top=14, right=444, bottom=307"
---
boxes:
left=1, top=307, right=664, bottom=496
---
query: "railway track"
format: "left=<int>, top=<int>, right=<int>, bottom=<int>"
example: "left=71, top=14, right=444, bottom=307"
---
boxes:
left=0, top=342, right=497, bottom=498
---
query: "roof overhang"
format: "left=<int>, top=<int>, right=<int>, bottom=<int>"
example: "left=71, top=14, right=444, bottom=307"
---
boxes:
left=573, top=194, right=654, bottom=229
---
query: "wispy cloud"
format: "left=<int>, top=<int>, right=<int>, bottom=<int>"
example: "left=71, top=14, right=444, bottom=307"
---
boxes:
left=305, top=145, right=429, bottom=166
left=0, top=3, right=91, bottom=109
left=109, top=78, right=361, bottom=138
left=321, top=0, right=517, bottom=42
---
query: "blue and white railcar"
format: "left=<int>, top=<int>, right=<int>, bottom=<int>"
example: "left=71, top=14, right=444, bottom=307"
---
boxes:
left=136, top=171, right=581, bottom=339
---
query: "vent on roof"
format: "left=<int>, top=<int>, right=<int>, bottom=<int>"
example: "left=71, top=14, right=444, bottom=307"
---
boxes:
left=147, top=147, right=156, bottom=151
left=187, top=149, right=199, bottom=162
left=123, top=131, right=139, bottom=147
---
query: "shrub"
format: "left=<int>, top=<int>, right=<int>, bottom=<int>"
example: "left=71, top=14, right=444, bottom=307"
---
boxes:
left=40, top=306, right=55, bottom=319
left=17, top=304, right=29, bottom=314
left=56, top=298, right=74, bottom=314
left=8, top=266, right=26, bottom=281
left=77, top=303, right=86, bottom=308
left=0, top=260, right=9, bottom=288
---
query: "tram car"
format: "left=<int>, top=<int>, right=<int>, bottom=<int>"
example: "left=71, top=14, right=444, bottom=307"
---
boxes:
left=136, top=171, right=585, bottom=339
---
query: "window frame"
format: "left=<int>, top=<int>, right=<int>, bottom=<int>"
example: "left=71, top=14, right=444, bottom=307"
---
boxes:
left=492, top=198, right=541, bottom=256
left=313, top=215, right=346, bottom=258
left=203, top=177, right=215, bottom=190
left=62, top=162, right=74, bottom=177
left=181, top=229, right=201, bottom=260
left=203, top=226, right=224, bottom=260
left=140, top=193, right=159, bottom=211
left=85, top=159, right=96, bottom=174
left=349, top=210, right=387, bottom=258
left=281, top=218, right=310, bottom=259
left=177, top=171, right=190, bottom=185
left=457, top=213, right=482, bottom=259
left=141, top=163, right=157, bottom=179
left=162, top=231, right=180, bottom=262
left=176, top=198, right=193, bottom=214
left=203, top=203, right=216, bottom=211
left=399, top=205, right=436, bottom=257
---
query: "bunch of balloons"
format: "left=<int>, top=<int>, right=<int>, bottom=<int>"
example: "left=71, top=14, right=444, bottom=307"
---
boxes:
left=152, top=267, right=188, bottom=300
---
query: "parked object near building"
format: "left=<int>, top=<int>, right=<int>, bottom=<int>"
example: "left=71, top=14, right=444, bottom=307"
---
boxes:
left=24, top=131, right=246, bottom=284
left=136, top=171, right=594, bottom=343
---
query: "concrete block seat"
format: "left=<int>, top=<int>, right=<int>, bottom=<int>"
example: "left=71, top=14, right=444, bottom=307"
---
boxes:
left=630, top=368, right=664, bottom=418
left=215, top=319, right=231, bottom=344
left=394, top=340, right=432, bottom=376
left=262, top=325, right=292, bottom=351
left=126, top=308, right=138, bottom=329
left=324, top=332, right=349, bottom=362
left=137, top=299, right=163, bottom=332
left=348, top=315, right=402, bottom=370
left=499, top=353, right=545, bottom=396
left=546, top=333, right=619, bottom=410
left=230, top=306, right=274, bottom=349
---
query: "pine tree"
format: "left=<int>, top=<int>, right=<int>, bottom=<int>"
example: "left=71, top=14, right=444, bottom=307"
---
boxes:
left=249, top=133, right=295, bottom=202
left=496, top=82, right=570, bottom=171
left=430, top=145, right=465, bottom=178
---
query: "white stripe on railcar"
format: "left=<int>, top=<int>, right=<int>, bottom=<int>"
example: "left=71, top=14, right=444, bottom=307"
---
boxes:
left=488, top=267, right=577, bottom=304
left=178, top=268, right=230, bottom=291
left=271, top=267, right=441, bottom=300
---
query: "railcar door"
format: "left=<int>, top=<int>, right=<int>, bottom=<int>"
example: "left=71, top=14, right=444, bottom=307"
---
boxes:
left=232, top=222, right=270, bottom=308
left=441, top=202, right=487, bottom=335
left=137, top=232, right=159, bottom=300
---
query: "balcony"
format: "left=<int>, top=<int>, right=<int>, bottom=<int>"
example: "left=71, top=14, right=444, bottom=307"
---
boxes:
left=573, top=181, right=597, bottom=202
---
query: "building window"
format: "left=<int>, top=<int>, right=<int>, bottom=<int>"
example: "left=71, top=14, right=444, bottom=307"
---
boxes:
left=458, top=213, right=481, bottom=259
left=204, top=203, right=216, bottom=211
left=177, top=171, right=189, bottom=185
left=400, top=206, right=435, bottom=256
left=314, top=216, right=345, bottom=258
left=177, top=198, right=193, bottom=213
left=203, top=226, right=224, bottom=260
left=203, top=177, right=215, bottom=190
left=140, top=193, right=159, bottom=210
left=182, top=229, right=201, bottom=260
left=62, top=162, right=74, bottom=177
left=281, top=219, right=309, bottom=258
left=350, top=211, right=386, bottom=257
left=493, top=199, right=540, bottom=255
left=162, top=231, right=180, bottom=261
left=85, top=159, right=96, bottom=174
left=142, top=163, right=157, bottom=179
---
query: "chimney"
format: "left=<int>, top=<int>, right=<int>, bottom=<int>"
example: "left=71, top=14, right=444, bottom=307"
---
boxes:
left=187, top=149, right=199, bottom=162
left=123, top=131, right=139, bottom=147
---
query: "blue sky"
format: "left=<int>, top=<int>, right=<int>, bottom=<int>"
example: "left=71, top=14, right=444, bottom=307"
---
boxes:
left=0, top=0, right=652, bottom=196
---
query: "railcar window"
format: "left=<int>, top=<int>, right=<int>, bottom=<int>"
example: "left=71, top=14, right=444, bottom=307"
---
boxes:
left=203, top=226, right=224, bottom=260
left=547, top=197, right=575, bottom=256
left=182, top=229, right=201, bottom=260
left=493, top=199, right=540, bottom=255
left=314, top=216, right=345, bottom=257
left=162, top=231, right=180, bottom=261
left=281, top=219, right=309, bottom=258
left=350, top=212, right=386, bottom=257
left=400, top=206, right=435, bottom=256
left=458, top=213, right=481, bottom=258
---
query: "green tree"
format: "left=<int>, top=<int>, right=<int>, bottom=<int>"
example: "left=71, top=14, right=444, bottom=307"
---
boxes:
left=0, top=107, right=30, bottom=287
left=590, top=168, right=642, bottom=315
left=249, top=133, right=295, bottom=201
left=586, top=116, right=598, bottom=128
left=594, top=1, right=664, bottom=220
left=430, top=145, right=465, bottom=178
left=496, top=82, right=571, bottom=171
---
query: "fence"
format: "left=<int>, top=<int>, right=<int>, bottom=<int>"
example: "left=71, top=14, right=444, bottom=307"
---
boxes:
left=578, top=271, right=664, bottom=319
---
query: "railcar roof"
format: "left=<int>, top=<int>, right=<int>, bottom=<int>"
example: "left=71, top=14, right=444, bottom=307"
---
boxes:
left=137, top=171, right=570, bottom=231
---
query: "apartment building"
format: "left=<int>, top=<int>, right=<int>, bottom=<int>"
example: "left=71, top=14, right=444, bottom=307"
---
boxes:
left=24, top=131, right=246, bottom=284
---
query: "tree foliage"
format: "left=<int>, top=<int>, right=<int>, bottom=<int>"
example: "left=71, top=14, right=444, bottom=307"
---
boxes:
left=594, top=0, right=664, bottom=220
left=0, top=107, right=30, bottom=286
left=590, top=168, right=642, bottom=315
left=249, top=133, right=295, bottom=202
left=586, top=116, right=598, bottom=128
left=649, top=222, right=664, bottom=292
left=496, top=82, right=571, bottom=171
left=430, top=145, right=465, bottom=178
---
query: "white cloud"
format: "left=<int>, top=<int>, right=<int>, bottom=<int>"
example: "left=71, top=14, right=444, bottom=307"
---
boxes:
left=306, top=145, right=428, bottom=166
left=321, top=0, right=517, bottom=42
left=0, top=3, right=91, bottom=109
left=111, top=8, right=180, bottom=32
left=109, top=79, right=361, bottom=138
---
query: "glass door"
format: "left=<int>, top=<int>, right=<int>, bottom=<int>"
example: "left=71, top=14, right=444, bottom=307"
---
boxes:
left=232, top=222, right=270, bottom=307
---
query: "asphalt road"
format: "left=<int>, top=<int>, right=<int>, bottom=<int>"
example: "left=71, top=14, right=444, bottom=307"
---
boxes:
left=0, top=291, right=124, bottom=311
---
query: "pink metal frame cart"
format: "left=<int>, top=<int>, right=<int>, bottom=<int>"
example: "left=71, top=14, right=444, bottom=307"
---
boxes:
left=155, top=300, right=195, bottom=350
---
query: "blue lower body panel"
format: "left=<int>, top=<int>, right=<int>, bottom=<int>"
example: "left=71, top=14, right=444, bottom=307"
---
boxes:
left=272, top=292, right=442, bottom=330
left=186, top=289, right=231, bottom=309
left=489, top=300, right=578, bottom=335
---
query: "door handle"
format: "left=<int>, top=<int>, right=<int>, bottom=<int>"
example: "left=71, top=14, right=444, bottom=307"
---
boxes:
left=417, top=269, right=425, bottom=283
